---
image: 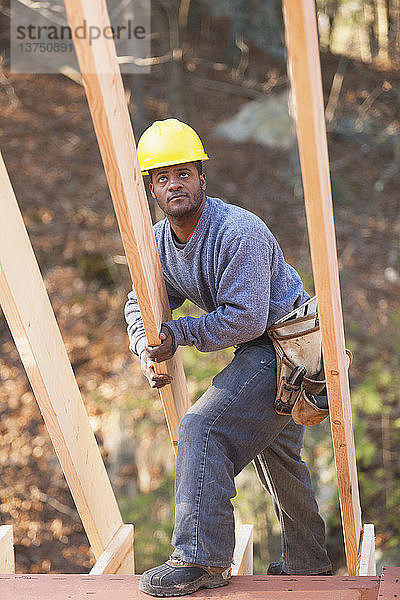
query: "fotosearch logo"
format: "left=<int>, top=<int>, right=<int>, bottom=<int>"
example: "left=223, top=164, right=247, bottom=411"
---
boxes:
left=10, top=0, right=151, bottom=74
left=16, top=19, right=147, bottom=46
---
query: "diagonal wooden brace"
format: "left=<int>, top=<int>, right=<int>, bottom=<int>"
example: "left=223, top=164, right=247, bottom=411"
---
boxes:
left=63, top=0, right=190, bottom=450
left=90, top=524, right=134, bottom=575
left=0, top=154, right=124, bottom=560
left=282, top=0, right=362, bottom=574
left=0, top=526, right=14, bottom=574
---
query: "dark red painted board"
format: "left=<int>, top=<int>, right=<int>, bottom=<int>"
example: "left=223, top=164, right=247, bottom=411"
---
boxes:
left=0, top=574, right=380, bottom=600
left=378, top=567, right=400, bottom=600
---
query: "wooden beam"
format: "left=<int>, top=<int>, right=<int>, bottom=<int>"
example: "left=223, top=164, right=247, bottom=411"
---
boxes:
left=232, top=524, right=253, bottom=576
left=358, top=524, right=376, bottom=576
left=90, top=525, right=134, bottom=575
left=0, top=574, right=382, bottom=600
left=0, top=153, right=123, bottom=560
left=282, top=0, right=362, bottom=575
left=63, top=0, right=190, bottom=449
left=0, top=526, right=14, bottom=574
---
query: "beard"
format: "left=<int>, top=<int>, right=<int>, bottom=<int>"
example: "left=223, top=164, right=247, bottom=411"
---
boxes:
left=157, top=183, right=205, bottom=219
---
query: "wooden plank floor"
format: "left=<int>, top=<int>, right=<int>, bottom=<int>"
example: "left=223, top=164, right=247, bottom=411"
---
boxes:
left=0, top=574, right=383, bottom=600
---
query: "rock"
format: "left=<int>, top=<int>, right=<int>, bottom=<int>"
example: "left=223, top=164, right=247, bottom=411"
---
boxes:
left=214, top=92, right=295, bottom=149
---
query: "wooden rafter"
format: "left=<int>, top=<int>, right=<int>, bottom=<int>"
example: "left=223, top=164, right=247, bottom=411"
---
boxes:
left=63, top=0, right=190, bottom=450
left=0, top=526, right=14, bottom=574
left=282, top=0, right=362, bottom=574
left=0, top=153, right=126, bottom=562
left=90, top=525, right=134, bottom=575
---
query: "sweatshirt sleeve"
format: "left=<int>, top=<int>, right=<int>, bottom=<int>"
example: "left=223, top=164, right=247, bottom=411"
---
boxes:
left=125, top=281, right=186, bottom=357
left=164, top=236, right=272, bottom=352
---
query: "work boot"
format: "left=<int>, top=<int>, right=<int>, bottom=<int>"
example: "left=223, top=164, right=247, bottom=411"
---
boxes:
left=267, top=561, right=288, bottom=575
left=138, top=557, right=231, bottom=597
left=267, top=561, right=332, bottom=576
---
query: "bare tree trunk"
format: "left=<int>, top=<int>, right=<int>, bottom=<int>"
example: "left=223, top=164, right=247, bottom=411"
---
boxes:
left=126, top=74, right=149, bottom=138
left=376, top=0, right=391, bottom=66
left=359, top=6, right=373, bottom=63
left=178, top=0, right=191, bottom=30
left=388, top=0, right=400, bottom=66
left=325, top=0, right=340, bottom=52
left=160, top=0, right=191, bottom=122
left=365, top=0, right=379, bottom=60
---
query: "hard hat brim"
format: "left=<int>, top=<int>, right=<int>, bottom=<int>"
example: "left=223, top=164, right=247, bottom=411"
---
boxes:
left=141, top=155, right=209, bottom=176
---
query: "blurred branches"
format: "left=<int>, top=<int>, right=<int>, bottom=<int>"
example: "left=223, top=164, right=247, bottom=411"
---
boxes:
left=318, top=0, right=400, bottom=68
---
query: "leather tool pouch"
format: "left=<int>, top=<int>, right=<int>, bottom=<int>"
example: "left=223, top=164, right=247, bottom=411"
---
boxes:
left=267, top=309, right=352, bottom=426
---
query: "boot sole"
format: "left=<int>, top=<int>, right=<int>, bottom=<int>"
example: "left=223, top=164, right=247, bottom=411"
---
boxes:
left=138, top=574, right=231, bottom=597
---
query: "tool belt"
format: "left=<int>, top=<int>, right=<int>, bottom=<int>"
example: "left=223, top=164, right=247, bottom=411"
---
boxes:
left=267, top=299, right=352, bottom=426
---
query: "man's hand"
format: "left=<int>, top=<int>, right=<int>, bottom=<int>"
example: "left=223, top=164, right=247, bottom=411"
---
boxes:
left=140, top=325, right=176, bottom=389
left=146, top=325, right=175, bottom=363
left=140, top=349, right=173, bottom=389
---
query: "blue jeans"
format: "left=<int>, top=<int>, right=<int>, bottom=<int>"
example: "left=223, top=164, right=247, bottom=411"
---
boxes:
left=171, top=339, right=332, bottom=574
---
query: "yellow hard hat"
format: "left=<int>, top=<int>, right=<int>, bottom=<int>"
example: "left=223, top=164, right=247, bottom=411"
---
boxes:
left=137, top=118, right=209, bottom=175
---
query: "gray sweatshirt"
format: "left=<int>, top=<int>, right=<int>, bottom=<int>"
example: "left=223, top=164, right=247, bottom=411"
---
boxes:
left=125, top=196, right=308, bottom=357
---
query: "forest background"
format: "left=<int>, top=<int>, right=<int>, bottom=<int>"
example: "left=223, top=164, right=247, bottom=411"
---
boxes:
left=0, top=0, right=399, bottom=576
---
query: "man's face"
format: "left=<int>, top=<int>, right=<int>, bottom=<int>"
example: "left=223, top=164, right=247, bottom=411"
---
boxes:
left=149, top=162, right=206, bottom=218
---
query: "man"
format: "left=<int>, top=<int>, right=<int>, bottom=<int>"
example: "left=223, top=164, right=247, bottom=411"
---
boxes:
left=125, top=119, right=332, bottom=597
